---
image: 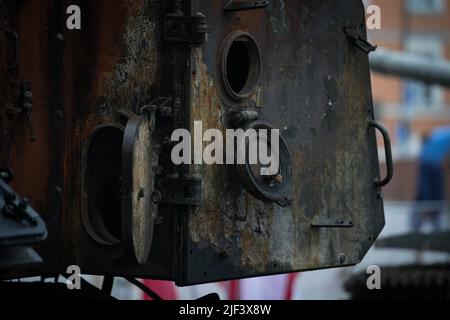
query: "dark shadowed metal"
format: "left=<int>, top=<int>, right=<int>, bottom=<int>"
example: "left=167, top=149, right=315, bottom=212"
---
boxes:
left=0, top=0, right=388, bottom=285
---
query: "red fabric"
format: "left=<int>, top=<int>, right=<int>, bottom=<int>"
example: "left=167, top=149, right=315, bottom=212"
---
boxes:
left=228, top=280, right=240, bottom=300
left=284, top=273, right=300, bottom=300
left=219, top=281, right=240, bottom=300
left=142, top=280, right=178, bottom=300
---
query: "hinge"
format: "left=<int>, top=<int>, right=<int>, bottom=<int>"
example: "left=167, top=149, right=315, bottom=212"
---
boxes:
left=157, top=175, right=203, bottom=207
left=164, top=12, right=210, bottom=46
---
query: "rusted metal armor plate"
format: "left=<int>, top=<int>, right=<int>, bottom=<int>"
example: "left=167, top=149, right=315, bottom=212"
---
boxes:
left=181, top=0, right=385, bottom=284
left=0, top=0, right=172, bottom=279
left=0, top=0, right=385, bottom=285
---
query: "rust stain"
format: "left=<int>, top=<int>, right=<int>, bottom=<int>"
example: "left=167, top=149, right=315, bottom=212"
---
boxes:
left=103, top=0, right=160, bottom=112
left=188, top=47, right=278, bottom=271
left=0, top=0, right=385, bottom=282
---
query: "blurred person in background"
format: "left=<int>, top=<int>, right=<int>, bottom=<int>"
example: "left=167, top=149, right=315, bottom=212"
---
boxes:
left=411, top=126, right=450, bottom=233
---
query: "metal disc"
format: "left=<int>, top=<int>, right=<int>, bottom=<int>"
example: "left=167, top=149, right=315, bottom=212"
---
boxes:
left=122, top=116, right=156, bottom=265
left=235, top=121, right=293, bottom=207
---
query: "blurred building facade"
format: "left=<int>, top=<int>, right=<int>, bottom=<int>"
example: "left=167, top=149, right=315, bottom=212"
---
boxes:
left=366, top=0, right=450, bottom=201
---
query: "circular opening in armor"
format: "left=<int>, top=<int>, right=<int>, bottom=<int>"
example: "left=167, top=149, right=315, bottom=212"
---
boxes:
left=83, top=126, right=123, bottom=245
left=222, top=33, right=261, bottom=100
left=236, top=122, right=292, bottom=205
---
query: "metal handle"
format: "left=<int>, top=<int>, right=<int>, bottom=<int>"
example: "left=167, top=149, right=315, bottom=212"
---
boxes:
left=368, top=120, right=393, bottom=188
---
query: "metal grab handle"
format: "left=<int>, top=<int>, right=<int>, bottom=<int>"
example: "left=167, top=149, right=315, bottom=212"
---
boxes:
left=368, top=120, right=393, bottom=188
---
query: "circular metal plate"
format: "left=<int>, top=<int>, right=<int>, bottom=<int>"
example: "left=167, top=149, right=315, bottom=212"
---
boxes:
left=122, top=116, right=156, bottom=265
left=236, top=121, right=292, bottom=207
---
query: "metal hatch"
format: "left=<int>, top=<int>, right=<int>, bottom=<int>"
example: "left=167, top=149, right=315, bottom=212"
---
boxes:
left=121, top=116, right=157, bottom=265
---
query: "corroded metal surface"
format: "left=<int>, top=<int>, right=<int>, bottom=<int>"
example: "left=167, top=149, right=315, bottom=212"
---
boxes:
left=183, top=0, right=385, bottom=284
left=0, top=0, right=385, bottom=285
left=0, top=0, right=172, bottom=279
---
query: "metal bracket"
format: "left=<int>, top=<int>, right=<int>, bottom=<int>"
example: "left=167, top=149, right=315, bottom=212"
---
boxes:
left=224, top=110, right=259, bottom=128
left=343, top=26, right=377, bottom=54
left=141, top=97, right=173, bottom=118
left=18, top=81, right=36, bottom=142
left=224, top=0, right=270, bottom=12
left=164, top=12, right=210, bottom=45
left=5, top=81, right=37, bottom=142
left=311, top=218, right=354, bottom=229
left=157, top=176, right=203, bottom=206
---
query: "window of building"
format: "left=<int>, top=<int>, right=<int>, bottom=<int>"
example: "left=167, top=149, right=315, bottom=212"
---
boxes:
left=405, top=0, right=445, bottom=15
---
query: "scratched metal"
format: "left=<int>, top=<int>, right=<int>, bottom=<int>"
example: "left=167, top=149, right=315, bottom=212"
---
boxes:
left=0, top=0, right=385, bottom=285
left=182, top=0, right=385, bottom=285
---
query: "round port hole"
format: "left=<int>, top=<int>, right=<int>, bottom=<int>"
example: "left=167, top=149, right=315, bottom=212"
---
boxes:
left=222, top=33, right=261, bottom=100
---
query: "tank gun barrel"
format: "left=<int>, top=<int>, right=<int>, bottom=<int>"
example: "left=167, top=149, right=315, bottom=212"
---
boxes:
left=370, top=48, right=450, bottom=88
